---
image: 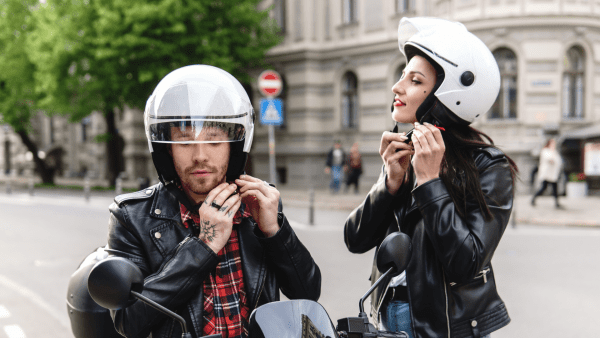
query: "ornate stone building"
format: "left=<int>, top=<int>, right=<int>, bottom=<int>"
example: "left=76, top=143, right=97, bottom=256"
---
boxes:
left=3, top=0, right=600, bottom=192
left=250, top=0, right=600, bottom=191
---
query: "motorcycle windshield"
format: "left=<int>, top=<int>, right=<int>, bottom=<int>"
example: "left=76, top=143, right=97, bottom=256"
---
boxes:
left=249, top=300, right=338, bottom=338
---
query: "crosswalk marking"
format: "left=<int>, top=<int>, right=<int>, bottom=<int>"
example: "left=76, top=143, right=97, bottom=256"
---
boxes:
left=0, top=305, right=10, bottom=319
left=3, top=325, right=26, bottom=338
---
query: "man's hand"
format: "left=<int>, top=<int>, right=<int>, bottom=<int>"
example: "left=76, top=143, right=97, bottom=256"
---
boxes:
left=235, top=175, right=280, bottom=237
left=379, top=131, right=414, bottom=195
left=198, top=182, right=241, bottom=253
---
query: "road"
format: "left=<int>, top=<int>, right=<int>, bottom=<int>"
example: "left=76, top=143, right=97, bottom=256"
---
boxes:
left=0, top=191, right=598, bottom=337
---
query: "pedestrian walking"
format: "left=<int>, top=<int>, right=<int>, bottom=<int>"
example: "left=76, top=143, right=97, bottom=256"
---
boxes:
left=531, top=138, right=563, bottom=208
left=325, top=140, right=346, bottom=193
left=344, top=17, right=518, bottom=338
left=344, top=142, right=363, bottom=194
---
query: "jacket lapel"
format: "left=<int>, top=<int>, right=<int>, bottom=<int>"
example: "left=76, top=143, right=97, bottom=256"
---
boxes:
left=237, top=218, right=266, bottom=310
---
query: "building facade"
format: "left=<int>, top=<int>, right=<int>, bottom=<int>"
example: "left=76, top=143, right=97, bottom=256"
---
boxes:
left=249, top=0, right=600, bottom=192
left=3, top=0, right=600, bottom=192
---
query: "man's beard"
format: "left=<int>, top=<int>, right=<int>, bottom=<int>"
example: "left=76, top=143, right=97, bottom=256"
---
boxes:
left=175, top=163, right=228, bottom=196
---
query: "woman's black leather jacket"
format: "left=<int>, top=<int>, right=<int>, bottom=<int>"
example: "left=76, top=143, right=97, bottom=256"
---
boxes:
left=106, top=183, right=321, bottom=338
left=344, top=147, right=512, bottom=338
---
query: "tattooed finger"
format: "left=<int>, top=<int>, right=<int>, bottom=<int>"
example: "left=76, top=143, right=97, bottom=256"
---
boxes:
left=220, top=205, right=228, bottom=212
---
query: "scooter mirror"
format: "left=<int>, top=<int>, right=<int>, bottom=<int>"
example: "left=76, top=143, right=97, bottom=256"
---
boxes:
left=376, top=232, right=412, bottom=277
left=87, top=257, right=143, bottom=310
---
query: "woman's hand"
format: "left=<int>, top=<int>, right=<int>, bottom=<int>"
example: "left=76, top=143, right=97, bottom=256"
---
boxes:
left=198, top=183, right=242, bottom=253
left=235, top=175, right=280, bottom=237
left=379, top=131, right=415, bottom=195
left=411, top=122, right=445, bottom=186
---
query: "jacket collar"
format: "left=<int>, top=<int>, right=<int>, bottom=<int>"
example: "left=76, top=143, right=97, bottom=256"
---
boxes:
left=150, top=183, right=185, bottom=223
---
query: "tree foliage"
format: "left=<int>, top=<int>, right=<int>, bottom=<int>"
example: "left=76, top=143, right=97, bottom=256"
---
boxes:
left=0, top=0, right=58, bottom=183
left=29, top=0, right=281, bottom=116
left=25, top=0, right=281, bottom=184
left=0, top=0, right=39, bottom=131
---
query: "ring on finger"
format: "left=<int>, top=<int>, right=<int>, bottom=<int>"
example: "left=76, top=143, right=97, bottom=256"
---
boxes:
left=210, top=201, right=222, bottom=209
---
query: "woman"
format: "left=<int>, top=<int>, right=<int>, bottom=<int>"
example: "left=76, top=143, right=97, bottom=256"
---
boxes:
left=344, top=18, right=518, bottom=338
left=531, top=138, right=563, bottom=208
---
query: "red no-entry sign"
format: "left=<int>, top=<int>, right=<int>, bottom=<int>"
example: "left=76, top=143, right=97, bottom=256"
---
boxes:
left=258, top=70, right=283, bottom=98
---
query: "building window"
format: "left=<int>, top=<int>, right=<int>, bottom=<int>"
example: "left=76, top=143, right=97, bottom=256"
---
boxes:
left=342, top=0, right=357, bottom=24
left=325, top=0, right=331, bottom=38
left=396, top=0, right=413, bottom=13
left=275, top=76, right=287, bottom=129
left=274, top=0, right=286, bottom=34
left=81, top=117, right=91, bottom=142
left=49, top=116, right=55, bottom=144
left=562, top=45, right=585, bottom=119
left=341, top=72, right=358, bottom=129
left=490, top=48, right=517, bottom=119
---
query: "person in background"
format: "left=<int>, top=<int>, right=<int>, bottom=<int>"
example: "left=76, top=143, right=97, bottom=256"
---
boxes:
left=325, top=140, right=346, bottom=194
left=344, top=142, right=363, bottom=194
left=531, top=138, right=563, bottom=208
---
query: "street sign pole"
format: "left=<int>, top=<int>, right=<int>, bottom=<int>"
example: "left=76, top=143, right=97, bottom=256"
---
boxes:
left=268, top=125, right=276, bottom=185
left=258, top=70, right=284, bottom=185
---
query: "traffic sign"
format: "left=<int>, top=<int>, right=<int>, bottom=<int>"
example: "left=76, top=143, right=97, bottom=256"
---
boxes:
left=258, top=70, right=283, bottom=98
left=260, top=98, right=283, bottom=125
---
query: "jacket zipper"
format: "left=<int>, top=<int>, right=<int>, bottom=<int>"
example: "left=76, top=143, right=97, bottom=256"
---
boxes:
left=253, top=269, right=267, bottom=310
left=253, top=249, right=268, bottom=310
left=442, top=274, right=451, bottom=338
left=448, top=267, right=490, bottom=287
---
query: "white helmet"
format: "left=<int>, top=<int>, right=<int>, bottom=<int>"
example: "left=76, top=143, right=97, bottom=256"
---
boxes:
left=144, top=65, right=255, bottom=184
left=398, top=17, right=500, bottom=125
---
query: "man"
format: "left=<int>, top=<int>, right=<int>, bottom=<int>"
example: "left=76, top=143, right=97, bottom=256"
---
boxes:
left=106, top=65, right=321, bottom=338
left=325, top=140, right=346, bottom=193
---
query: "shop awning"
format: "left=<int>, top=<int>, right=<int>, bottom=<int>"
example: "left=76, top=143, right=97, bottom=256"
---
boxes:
left=559, top=124, right=600, bottom=143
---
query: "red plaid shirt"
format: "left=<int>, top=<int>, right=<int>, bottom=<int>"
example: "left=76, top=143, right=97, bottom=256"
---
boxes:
left=180, top=203, right=252, bottom=338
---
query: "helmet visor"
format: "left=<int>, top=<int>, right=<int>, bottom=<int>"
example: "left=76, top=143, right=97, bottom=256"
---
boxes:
left=145, top=79, right=253, bottom=145
left=149, top=120, right=245, bottom=144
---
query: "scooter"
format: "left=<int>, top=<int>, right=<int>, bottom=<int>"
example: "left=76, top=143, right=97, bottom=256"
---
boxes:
left=87, top=232, right=412, bottom=338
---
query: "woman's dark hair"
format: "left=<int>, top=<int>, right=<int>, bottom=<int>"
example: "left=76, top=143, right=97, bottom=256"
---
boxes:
left=438, top=126, right=519, bottom=220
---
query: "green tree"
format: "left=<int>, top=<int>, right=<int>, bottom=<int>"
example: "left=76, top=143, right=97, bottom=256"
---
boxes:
left=28, top=0, right=281, bottom=185
left=0, top=0, right=57, bottom=184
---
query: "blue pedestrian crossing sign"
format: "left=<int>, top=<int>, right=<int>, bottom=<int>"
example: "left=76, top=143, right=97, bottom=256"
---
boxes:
left=260, top=98, right=283, bottom=125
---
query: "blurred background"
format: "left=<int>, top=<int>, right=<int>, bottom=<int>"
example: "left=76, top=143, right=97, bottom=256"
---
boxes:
left=1, top=0, right=599, bottom=337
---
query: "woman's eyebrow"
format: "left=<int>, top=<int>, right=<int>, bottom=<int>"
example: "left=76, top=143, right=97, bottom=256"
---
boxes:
left=406, top=70, right=426, bottom=78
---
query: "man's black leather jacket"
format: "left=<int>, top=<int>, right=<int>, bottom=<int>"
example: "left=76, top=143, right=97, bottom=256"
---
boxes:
left=344, top=147, right=512, bottom=338
left=106, top=183, right=321, bottom=338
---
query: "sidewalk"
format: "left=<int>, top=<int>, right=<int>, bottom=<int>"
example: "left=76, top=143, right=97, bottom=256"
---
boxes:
left=1, top=177, right=598, bottom=227
left=278, top=187, right=600, bottom=228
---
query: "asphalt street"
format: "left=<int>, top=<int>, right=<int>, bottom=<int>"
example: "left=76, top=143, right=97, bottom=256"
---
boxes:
left=0, top=191, right=598, bottom=337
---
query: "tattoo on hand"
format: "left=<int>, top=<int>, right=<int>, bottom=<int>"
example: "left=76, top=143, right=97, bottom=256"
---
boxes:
left=227, top=210, right=234, bottom=218
left=199, top=218, right=217, bottom=243
left=219, top=205, right=228, bottom=212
